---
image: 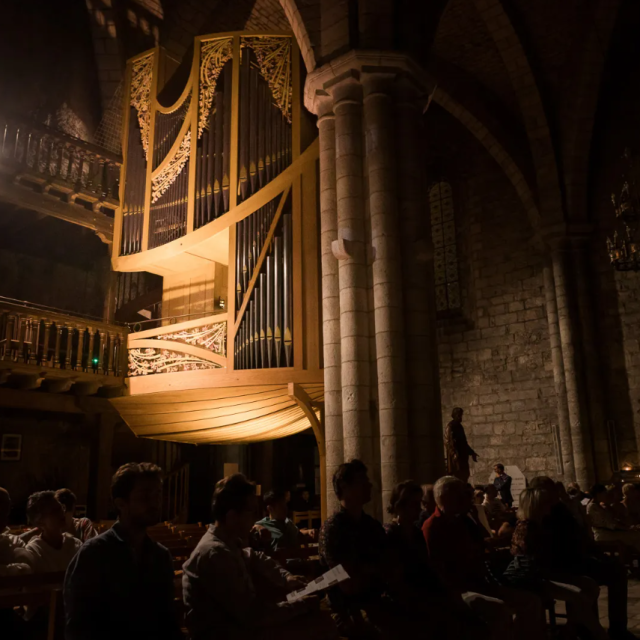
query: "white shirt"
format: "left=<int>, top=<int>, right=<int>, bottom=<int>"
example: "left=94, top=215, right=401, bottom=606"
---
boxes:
left=24, top=533, right=82, bottom=573
left=1, top=527, right=25, bottom=552
left=0, top=527, right=31, bottom=576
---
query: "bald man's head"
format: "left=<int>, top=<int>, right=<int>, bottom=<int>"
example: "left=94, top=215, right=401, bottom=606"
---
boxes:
left=0, top=488, right=10, bottom=530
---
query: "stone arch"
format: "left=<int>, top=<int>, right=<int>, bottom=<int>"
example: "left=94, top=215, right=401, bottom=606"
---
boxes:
left=279, top=0, right=318, bottom=72
left=560, top=0, right=621, bottom=223
left=471, top=0, right=564, bottom=228
left=432, top=87, right=541, bottom=232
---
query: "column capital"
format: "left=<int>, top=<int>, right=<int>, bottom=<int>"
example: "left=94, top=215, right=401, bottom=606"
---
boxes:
left=304, top=49, right=432, bottom=115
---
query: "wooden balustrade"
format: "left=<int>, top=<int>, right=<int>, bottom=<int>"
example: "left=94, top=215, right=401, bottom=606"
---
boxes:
left=0, top=298, right=127, bottom=377
left=0, top=113, right=121, bottom=214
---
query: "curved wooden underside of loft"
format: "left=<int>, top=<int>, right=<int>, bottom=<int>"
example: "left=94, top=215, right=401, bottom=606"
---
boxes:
left=111, top=382, right=323, bottom=445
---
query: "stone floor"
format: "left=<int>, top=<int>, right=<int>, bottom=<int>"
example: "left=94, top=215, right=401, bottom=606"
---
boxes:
left=554, top=578, right=640, bottom=633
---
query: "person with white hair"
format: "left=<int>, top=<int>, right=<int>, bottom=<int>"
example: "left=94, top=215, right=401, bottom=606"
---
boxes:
left=423, top=476, right=545, bottom=640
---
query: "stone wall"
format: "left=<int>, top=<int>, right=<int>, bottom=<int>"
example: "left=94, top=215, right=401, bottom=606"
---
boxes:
left=0, top=412, right=92, bottom=521
left=434, top=110, right=559, bottom=485
left=0, top=210, right=111, bottom=319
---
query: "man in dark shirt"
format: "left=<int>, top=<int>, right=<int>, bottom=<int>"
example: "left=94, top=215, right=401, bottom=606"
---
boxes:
left=64, top=462, right=182, bottom=640
left=493, top=464, right=513, bottom=507
left=319, top=460, right=390, bottom=635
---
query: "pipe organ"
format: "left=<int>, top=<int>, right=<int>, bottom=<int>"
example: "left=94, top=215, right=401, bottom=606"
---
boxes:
left=234, top=194, right=293, bottom=370
left=118, top=34, right=294, bottom=257
left=112, top=32, right=324, bottom=514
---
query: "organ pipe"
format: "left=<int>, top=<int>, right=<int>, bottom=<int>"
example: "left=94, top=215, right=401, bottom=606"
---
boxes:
left=234, top=197, right=293, bottom=369
left=237, top=48, right=292, bottom=206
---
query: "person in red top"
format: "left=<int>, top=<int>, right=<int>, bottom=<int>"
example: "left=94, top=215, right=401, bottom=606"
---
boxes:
left=423, top=476, right=545, bottom=640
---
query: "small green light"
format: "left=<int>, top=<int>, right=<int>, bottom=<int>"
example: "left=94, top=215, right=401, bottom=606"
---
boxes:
left=92, top=358, right=99, bottom=365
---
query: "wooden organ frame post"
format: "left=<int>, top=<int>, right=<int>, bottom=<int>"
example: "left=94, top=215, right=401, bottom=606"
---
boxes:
left=112, top=33, right=327, bottom=521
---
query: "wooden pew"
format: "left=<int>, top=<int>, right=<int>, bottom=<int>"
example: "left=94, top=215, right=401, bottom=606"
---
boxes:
left=0, top=571, right=65, bottom=640
left=292, top=510, right=321, bottom=529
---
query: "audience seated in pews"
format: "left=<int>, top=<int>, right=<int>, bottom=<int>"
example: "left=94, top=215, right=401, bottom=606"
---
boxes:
left=64, top=462, right=182, bottom=640
left=254, top=490, right=315, bottom=553
left=22, top=491, right=82, bottom=573
left=622, top=483, right=640, bottom=525
left=183, top=474, right=336, bottom=640
left=292, top=488, right=315, bottom=512
left=587, top=483, right=640, bottom=552
left=319, top=460, right=396, bottom=637
left=557, top=480, right=591, bottom=534
left=503, top=487, right=608, bottom=639
left=493, top=464, right=514, bottom=508
left=567, top=481, right=586, bottom=502
left=0, top=487, right=31, bottom=576
left=468, top=485, right=494, bottom=539
left=528, top=476, right=634, bottom=640
left=54, top=488, right=97, bottom=542
left=385, top=480, right=483, bottom=639
left=423, top=476, right=545, bottom=640
left=416, top=483, right=436, bottom=528
left=610, top=484, right=629, bottom=521
left=482, top=484, right=507, bottom=524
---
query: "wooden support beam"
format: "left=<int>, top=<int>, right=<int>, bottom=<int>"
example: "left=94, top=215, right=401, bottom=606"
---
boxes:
left=0, top=176, right=114, bottom=243
left=288, top=382, right=327, bottom=522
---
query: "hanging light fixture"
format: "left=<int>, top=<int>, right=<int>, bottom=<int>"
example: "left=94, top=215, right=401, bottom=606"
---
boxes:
left=608, top=148, right=640, bottom=271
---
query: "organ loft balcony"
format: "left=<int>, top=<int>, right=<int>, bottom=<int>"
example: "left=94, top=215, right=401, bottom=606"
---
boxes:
left=110, top=31, right=325, bottom=512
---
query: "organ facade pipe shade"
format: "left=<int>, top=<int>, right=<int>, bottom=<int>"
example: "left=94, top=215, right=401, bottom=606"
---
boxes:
left=113, top=30, right=325, bottom=517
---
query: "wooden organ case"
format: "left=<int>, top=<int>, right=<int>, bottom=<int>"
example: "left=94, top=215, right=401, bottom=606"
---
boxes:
left=111, top=32, right=326, bottom=516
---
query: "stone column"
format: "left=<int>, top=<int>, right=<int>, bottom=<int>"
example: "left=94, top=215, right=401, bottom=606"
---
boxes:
left=363, top=73, right=409, bottom=511
left=571, top=237, right=612, bottom=479
left=332, top=78, right=373, bottom=469
left=542, top=262, right=575, bottom=480
left=396, top=87, right=444, bottom=482
left=318, top=102, right=344, bottom=515
left=550, top=240, right=595, bottom=487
